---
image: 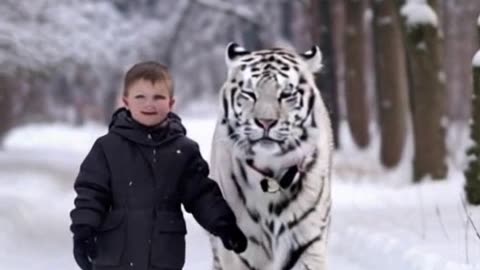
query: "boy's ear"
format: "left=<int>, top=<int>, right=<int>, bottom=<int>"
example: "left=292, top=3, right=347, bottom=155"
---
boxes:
left=122, top=96, right=129, bottom=108
left=169, top=98, right=175, bottom=109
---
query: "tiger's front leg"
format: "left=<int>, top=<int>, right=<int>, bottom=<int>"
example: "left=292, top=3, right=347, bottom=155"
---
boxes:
left=212, top=237, right=259, bottom=270
left=288, top=241, right=327, bottom=270
left=267, top=240, right=327, bottom=270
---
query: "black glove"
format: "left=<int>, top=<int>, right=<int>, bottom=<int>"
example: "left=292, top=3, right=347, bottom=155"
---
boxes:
left=219, top=224, right=248, bottom=254
left=72, top=225, right=97, bottom=270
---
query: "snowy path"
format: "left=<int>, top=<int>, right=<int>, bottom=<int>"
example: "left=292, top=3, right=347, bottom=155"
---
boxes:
left=1, top=151, right=479, bottom=270
left=0, top=150, right=368, bottom=270
left=2, top=120, right=480, bottom=270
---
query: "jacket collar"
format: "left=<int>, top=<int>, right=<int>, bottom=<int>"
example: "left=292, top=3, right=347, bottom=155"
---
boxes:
left=109, top=108, right=186, bottom=147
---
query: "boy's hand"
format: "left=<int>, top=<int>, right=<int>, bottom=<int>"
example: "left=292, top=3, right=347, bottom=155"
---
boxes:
left=73, top=237, right=96, bottom=270
left=72, top=225, right=97, bottom=270
left=220, top=225, right=248, bottom=254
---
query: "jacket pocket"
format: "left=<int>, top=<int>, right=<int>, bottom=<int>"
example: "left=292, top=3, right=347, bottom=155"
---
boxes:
left=150, top=211, right=187, bottom=269
left=94, top=210, right=126, bottom=266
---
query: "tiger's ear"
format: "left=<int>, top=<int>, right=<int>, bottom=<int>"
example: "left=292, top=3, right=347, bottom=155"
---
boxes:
left=300, top=46, right=323, bottom=73
left=225, top=42, right=251, bottom=68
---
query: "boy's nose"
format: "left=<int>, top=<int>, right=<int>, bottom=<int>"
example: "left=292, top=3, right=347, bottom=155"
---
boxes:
left=144, top=99, right=155, bottom=107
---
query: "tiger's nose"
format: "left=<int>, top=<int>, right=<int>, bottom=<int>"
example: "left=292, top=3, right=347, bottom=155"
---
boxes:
left=255, top=118, right=277, bottom=130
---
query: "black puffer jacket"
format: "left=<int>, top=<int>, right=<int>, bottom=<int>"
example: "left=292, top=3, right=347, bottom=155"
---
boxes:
left=70, top=108, right=237, bottom=270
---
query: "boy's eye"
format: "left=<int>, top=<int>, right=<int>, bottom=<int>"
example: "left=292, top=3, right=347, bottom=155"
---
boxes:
left=134, top=95, right=145, bottom=99
left=154, top=95, right=166, bottom=100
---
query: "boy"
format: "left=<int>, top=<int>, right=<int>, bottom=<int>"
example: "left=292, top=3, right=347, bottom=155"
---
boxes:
left=70, top=61, right=247, bottom=270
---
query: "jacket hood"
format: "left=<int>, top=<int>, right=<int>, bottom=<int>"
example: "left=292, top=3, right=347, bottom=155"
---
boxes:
left=108, top=107, right=186, bottom=146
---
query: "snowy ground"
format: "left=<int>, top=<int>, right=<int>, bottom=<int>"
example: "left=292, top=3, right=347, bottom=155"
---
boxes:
left=1, top=117, right=479, bottom=270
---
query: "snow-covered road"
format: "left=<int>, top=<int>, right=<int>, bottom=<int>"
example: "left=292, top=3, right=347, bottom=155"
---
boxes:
left=2, top=149, right=478, bottom=270
left=1, top=120, right=479, bottom=270
left=0, top=150, right=368, bottom=270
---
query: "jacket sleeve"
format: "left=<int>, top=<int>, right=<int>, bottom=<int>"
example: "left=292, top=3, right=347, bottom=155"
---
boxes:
left=70, top=139, right=112, bottom=230
left=180, top=144, right=237, bottom=236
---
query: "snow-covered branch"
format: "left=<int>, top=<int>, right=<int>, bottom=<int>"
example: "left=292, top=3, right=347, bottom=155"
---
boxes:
left=400, top=0, right=438, bottom=28
left=163, top=0, right=195, bottom=66
left=0, top=0, right=309, bottom=123
left=193, top=0, right=260, bottom=26
left=473, top=50, right=480, bottom=68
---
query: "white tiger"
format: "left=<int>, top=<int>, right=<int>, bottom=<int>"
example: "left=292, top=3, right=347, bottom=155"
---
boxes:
left=209, top=43, right=333, bottom=270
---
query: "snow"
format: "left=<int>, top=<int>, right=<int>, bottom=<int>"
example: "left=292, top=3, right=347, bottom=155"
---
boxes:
left=401, top=0, right=439, bottom=28
left=377, top=16, right=394, bottom=26
left=438, top=71, right=447, bottom=84
left=1, top=116, right=479, bottom=270
left=473, top=50, right=480, bottom=67
left=4, top=122, right=106, bottom=154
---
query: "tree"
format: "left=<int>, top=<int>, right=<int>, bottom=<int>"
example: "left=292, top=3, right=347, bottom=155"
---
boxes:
left=478, top=13, right=480, bottom=44
left=309, top=0, right=340, bottom=148
left=442, top=0, right=480, bottom=121
left=371, top=0, right=410, bottom=168
left=280, top=0, right=293, bottom=42
left=0, top=74, right=14, bottom=147
left=344, top=0, right=370, bottom=148
left=0, top=0, right=338, bottom=136
left=401, top=0, right=447, bottom=181
left=465, top=31, right=480, bottom=205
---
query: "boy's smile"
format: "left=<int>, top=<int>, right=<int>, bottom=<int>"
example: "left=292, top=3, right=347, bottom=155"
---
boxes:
left=122, top=78, right=175, bottom=126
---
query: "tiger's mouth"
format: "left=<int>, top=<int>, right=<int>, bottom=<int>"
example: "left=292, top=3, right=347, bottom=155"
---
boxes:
left=250, top=136, right=282, bottom=145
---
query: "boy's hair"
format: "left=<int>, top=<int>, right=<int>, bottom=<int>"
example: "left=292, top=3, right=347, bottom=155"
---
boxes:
left=123, top=61, right=174, bottom=97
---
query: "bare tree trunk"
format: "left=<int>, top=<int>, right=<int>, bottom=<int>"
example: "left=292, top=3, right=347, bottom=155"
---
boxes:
left=465, top=26, right=480, bottom=204
left=162, top=0, right=195, bottom=67
left=427, top=0, right=439, bottom=12
left=310, top=0, right=340, bottom=148
left=242, top=24, right=263, bottom=50
left=371, top=0, right=410, bottom=168
left=442, top=0, right=480, bottom=120
left=478, top=14, right=480, bottom=45
left=331, top=0, right=346, bottom=123
left=0, top=74, right=14, bottom=147
left=344, top=0, right=370, bottom=148
left=465, top=56, right=480, bottom=205
left=402, top=2, right=448, bottom=181
left=280, top=1, right=293, bottom=42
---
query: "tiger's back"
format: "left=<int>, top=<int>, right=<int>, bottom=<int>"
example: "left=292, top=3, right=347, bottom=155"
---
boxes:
left=210, top=43, right=333, bottom=270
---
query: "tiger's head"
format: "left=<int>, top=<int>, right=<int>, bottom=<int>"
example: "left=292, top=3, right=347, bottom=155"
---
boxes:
left=219, top=43, right=324, bottom=169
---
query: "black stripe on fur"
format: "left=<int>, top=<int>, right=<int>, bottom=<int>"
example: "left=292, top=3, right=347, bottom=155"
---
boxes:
left=248, top=236, right=272, bottom=260
left=231, top=173, right=246, bottom=204
left=237, top=159, right=250, bottom=187
left=222, top=96, right=229, bottom=121
left=281, top=234, right=322, bottom=270
left=239, top=256, right=257, bottom=270
left=271, top=173, right=304, bottom=216
left=287, top=176, right=326, bottom=230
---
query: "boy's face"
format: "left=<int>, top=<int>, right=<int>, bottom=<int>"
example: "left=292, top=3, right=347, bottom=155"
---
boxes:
left=123, top=79, right=175, bottom=127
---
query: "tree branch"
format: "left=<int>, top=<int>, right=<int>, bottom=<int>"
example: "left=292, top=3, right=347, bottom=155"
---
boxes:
left=163, top=0, right=195, bottom=66
left=461, top=196, right=480, bottom=241
left=435, top=204, right=450, bottom=241
left=193, top=0, right=262, bottom=27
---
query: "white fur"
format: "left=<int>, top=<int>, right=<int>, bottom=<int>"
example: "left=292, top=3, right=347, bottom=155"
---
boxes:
left=210, top=46, right=333, bottom=270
